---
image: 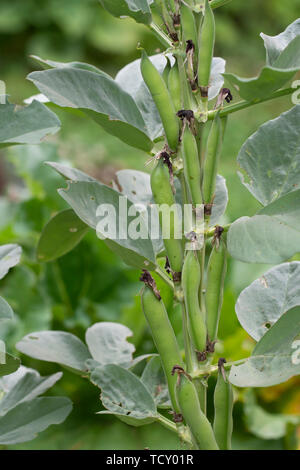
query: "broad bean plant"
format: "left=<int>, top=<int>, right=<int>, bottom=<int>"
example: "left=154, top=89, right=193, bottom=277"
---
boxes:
left=1, top=0, right=300, bottom=449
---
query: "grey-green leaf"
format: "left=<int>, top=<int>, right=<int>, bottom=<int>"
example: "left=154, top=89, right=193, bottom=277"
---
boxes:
left=85, top=322, right=135, bottom=368
left=113, top=169, right=163, bottom=255
left=227, top=190, right=300, bottom=264
left=0, top=296, right=14, bottom=323
left=224, top=68, right=296, bottom=102
left=0, top=397, right=72, bottom=445
left=238, top=106, right=300, bottom=206
left=46, top=161, right=97, bottom=182
left=244, top=390, right=299, bottom=440
left=16, top=331, right=91, bottom=373
left=229, top=306, right=300, bottom=387
left=236, top=262, right=300, bottom=341
left=27, top=67, right=153, bottom=151
left=58, top=180, right=156, bottom=270
left=141, top=357, right=171, bottom=409
left=99, top=0, right=152, bottom=25
left=210, top=174, right=228, bottom=226
left=30, top=55, right=111, bottom=77
left=91, top=364, right=158, bottom=426
left=0, top=244, right=22, bottom=280
left=223, top=19, right=300, bottom=101
left=0, top=101, right=61, bottom=147
left=37, top=209, right=90, bottom=262
left=0, top=366, right=62, bottom=416
left=261, top=19, right=300, bottom=66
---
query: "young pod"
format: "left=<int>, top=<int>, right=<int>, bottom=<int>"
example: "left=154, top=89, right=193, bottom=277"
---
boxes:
left=213, top=359, right=233, bottom=450
left=198, top=0, right=215, bottom=90
left=205, top=239, right=227, bottom=341
left=168, top=62, right=181, bottom=112
left=151, top=159, right=183, bottom=273
left=176, top=372, right=219, bottom=450
left=141, top=285, right=184, bottom=414
left=141, top=50, right=179, bottom=151
left=180, top=3, right=198, bottom=54
left=202, top=113, right=222, bottom=204
left=182, top=251, right=207, bottom=353
left=182, top=126, right=202, bottom=207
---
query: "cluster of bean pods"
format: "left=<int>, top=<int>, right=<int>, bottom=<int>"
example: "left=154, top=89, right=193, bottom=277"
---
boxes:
left=140, top=0, right=233, bottom=450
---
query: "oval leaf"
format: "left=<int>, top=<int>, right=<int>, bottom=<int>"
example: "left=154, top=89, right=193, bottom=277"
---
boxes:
left=16, top=331, right=91, bottom=373
left=0, top=296, right=14, bottom=323
left=244, top=390, right=299, bottom=440
left=58, top=180, right=156, bottom=270
left=210, top=174, right=228, bottom=226
left=224, top=20, right=300, bottom=101
left=228, top=190, right=300, bottom=264
left=0, top=367, right=63, bottom=416
left=85, top=322, right=135, bottom=368
left=224, top=67, right=296, bottom=102
left=27, top=67, right=153, bottom=151
left=0, top=397, right=72, bottom=445
left=141, top=357, right=171, bottom=409
left=0, top=244, right=22, bottom=280
left=229, top=306, right=300, bottom=387
left=37, top=209, right=90, bottom=262
left=99, top=0, right=152, bottom=25
left=261, top=19, right=300, bottom=66
left=91, top=364, right=157, bottom=426
left=0, top=101, right=60, bottom=147
left=236, top=262, right=300, bottom=341
left=238, top=106, right=300, bottom=206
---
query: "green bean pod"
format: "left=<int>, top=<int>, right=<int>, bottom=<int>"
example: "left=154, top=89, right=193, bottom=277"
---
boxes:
left=202, top=113, right=222, bottom=204
left=198, top=0, right=215, bottom=89
left=180, top=3, right=198, bottom=53
left=182, top=126, right=202, bottom=207
left=141, top=50, right=179, bottom=151
left=176, top=373, right=219, bottom=450
left=151, top=160, right=183, bottom=273
left=168, top=63, right=181, bottom=112
left=182, top=251, right=207, bottom=353
left=141, top=286, right=184, bottom=414
left=205, top=240, right=227, bottom=341
left=213, top=362, right=233, bottom=450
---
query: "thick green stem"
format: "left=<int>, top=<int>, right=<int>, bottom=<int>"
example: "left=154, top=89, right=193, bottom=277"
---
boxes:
left=207, top=87, right=297, bottom=121
left=158, top=414, right=194, bottom=446
left=190, top=358, right=247, bottom=378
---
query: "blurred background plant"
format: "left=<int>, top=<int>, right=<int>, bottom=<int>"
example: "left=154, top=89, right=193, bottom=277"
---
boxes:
left=0, top=0, right=299, bottom=450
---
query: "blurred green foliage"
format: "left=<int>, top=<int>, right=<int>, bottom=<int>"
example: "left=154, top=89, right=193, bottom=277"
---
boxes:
left=0, top=0, right=299, bottom=450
